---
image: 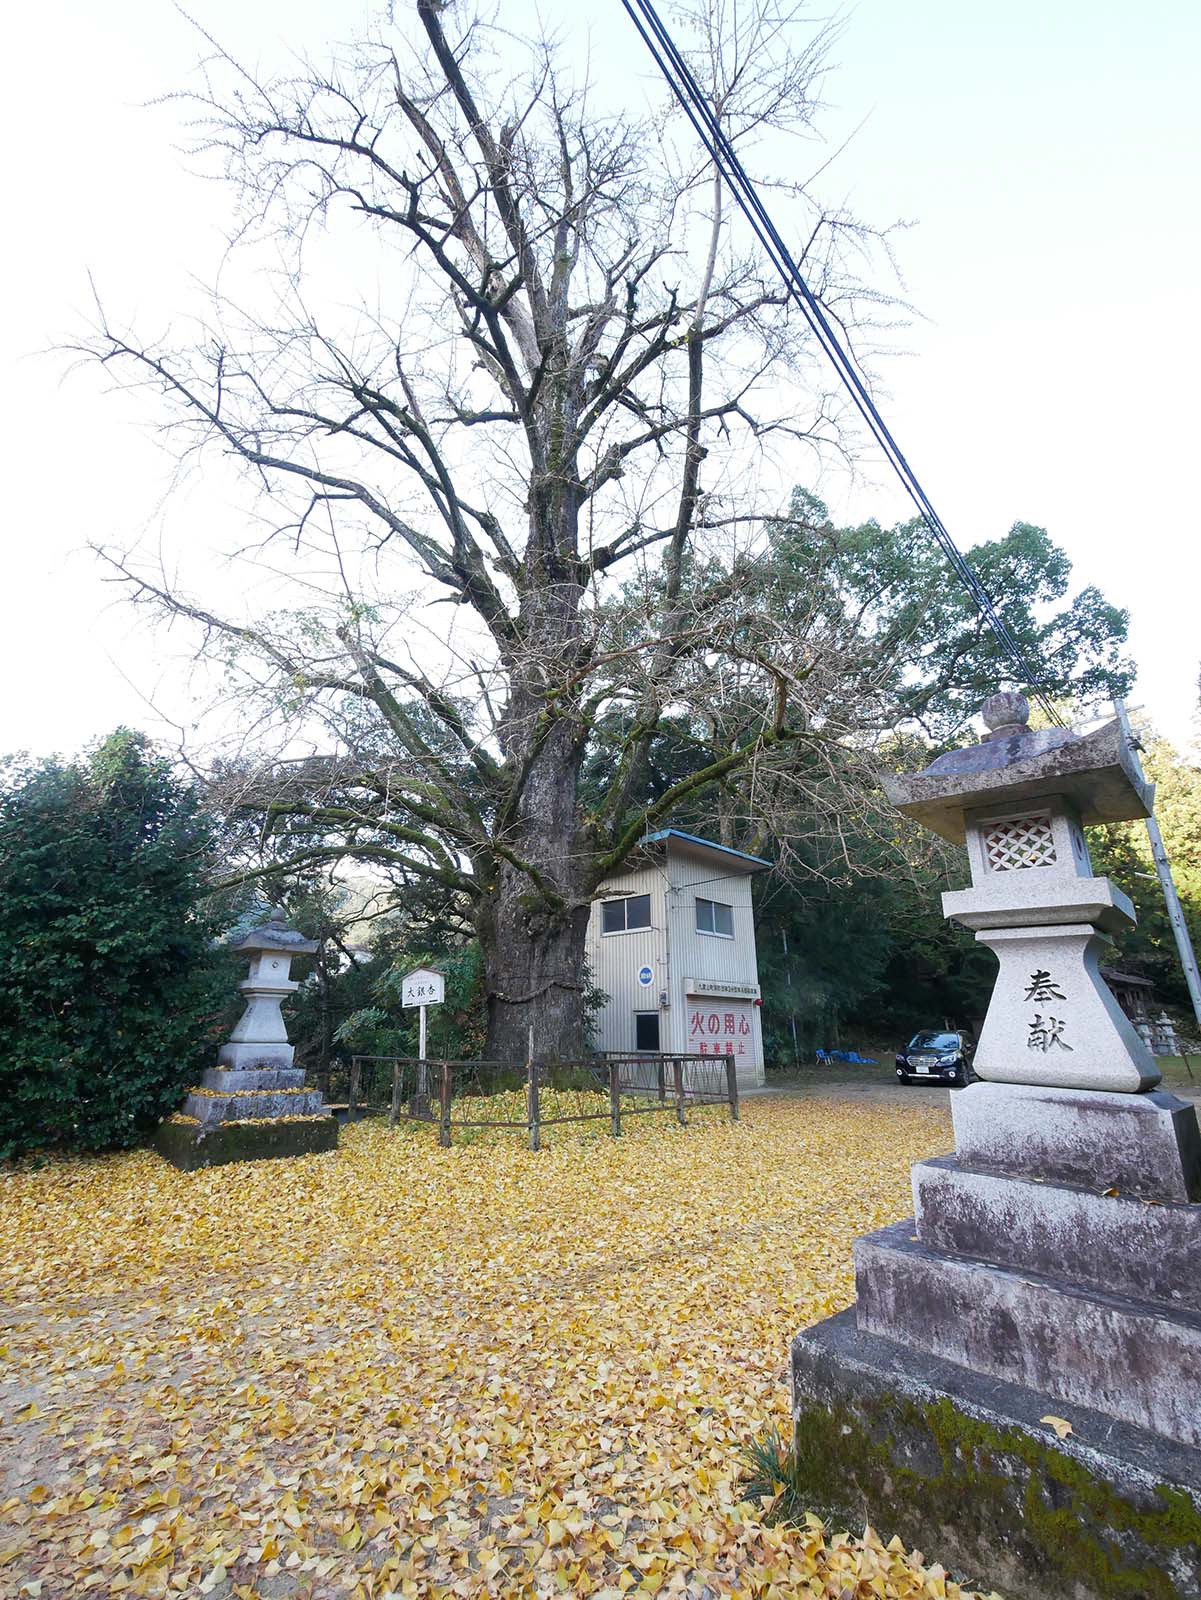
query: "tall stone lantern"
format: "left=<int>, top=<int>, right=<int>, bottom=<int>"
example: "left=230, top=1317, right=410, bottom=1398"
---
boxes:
left=219, top=907, right=319, bottom=1071
left=789, top=697, right=1201, bottom=1600
left=937, top=692, right=1158, bottom=1094
left=156, top=908, right=339, bottom=1170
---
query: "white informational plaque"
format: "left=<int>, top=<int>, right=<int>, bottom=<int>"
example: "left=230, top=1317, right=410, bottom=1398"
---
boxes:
left=401, top=968, right=445, bottom=1008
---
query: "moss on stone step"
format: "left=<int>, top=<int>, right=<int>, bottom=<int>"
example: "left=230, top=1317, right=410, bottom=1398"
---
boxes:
left=154, top=1114, right=338, bottom=1171
left=790, top=1312, right=1201, bottom=1600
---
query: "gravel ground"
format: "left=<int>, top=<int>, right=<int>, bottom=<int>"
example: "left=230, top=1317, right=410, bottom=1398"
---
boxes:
left=748, top=1059, right=1201, bottom=1108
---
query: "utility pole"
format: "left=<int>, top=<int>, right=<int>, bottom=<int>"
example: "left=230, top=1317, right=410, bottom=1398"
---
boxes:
left=1113, top=698, right=1201, bottom=1032
left=782, top=927, right=800, bottom=1065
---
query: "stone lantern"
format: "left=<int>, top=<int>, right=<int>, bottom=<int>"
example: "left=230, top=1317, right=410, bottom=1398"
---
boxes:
left=219, top=907, right=319, bottom=1071
left=895, top=690, right=1159, bottom=1095
left=155, top=908, right=339, bottom=1170
left=789, top=696, right=1201, bottom=1599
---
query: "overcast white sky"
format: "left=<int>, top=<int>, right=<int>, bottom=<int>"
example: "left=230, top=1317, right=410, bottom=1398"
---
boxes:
left=2, top=0, right=1198, bottom=759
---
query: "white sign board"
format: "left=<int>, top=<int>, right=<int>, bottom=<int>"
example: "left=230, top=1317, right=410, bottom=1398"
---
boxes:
left=401, top=968, right=445, bottom=1008
left=683, top=977, right=760, bottom=1000
left=637, top=965, right=654, bottom=987
left=687, top=1001, right=753, bottom=1059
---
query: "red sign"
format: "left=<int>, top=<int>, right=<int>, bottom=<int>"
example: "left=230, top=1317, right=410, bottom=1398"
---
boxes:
left=687, top=1003, right=752, bottom=1055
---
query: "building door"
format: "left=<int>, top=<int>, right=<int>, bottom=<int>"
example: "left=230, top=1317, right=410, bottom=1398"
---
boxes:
left=634, top=1011, right=661, bottom=1052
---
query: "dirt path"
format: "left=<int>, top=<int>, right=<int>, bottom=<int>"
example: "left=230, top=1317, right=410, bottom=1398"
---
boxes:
left=749, top=1064, right=1201, bottom=1109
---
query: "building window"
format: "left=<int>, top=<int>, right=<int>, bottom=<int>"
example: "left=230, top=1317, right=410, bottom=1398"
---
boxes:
left=695, top=897, right=734, bottom=937
left=635, top=1011, right=661, bottom=1051
left=600, top=893, right=652, bottom=934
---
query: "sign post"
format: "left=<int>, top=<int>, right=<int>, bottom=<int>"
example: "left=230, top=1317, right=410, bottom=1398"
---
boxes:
left=401, top=968, right=446, bottom=1103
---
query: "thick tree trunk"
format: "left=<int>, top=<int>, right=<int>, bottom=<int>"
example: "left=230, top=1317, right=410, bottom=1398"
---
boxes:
left=478, top=883, right=591, bottom=1062
left=479, top=476, right=595, bottom=1061
left=477, top=716, right=592, bottom=1060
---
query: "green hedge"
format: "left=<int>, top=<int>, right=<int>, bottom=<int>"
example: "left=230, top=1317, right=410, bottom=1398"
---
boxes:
left=0, top=731, right=229, bottom=1158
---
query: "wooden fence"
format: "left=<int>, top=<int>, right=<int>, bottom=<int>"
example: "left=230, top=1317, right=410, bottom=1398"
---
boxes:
left=328, top=1052, right=739, bottom=1148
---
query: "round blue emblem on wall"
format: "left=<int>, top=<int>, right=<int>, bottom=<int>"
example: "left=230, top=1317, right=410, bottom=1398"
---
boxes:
left=637, top=965, right=654, bottom=987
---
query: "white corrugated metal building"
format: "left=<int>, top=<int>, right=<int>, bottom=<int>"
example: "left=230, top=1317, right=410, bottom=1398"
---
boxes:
left=585, top=830, right=768, bottom=1087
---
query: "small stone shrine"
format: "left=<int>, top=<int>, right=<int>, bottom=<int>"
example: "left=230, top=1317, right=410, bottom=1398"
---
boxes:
left=791, top=694, right=1201, bottom=1600
left=155, top=908, right=339, bottom=1170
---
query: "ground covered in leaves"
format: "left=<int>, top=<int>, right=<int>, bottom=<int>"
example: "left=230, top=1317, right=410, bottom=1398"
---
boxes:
left=0, top=1096, right=1002, bottom=1599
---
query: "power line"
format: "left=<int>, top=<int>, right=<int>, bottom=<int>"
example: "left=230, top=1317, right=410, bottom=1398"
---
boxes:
left=621, top=0, right=1067, bottom=728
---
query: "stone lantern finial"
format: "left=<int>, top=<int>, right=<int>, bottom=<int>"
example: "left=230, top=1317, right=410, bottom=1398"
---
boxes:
left=980, top=690, right=1030, bottom=740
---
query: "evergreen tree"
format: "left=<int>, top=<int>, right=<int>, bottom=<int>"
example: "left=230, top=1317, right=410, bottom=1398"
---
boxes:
left=1089, top=738, right=1201, bottom=1012
left=0, top=731, right=226, bottom=1157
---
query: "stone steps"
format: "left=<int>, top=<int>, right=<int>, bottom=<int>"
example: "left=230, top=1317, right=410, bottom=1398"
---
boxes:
left=950, top=1081, right=1201, bottom=1203
left=182, top=1087, right=327, bottom=1124
left=156, top=1113, right=338, bottom=1171
left=791, top=1307, right=1201, bottom=1600
left=199, top=1067, right=307, bottom=1092
left=216, top=1044, right=297, bottom=1071
left=913, top=1156, right=1201, bottom=1314
left=854, top=1219, right=1201, bottom=1448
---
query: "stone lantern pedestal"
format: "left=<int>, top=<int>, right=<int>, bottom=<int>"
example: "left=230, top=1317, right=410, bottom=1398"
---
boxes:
left=155, top=909, right=339, bottom=1170
left=789, top=698, right=1201, bottom=1600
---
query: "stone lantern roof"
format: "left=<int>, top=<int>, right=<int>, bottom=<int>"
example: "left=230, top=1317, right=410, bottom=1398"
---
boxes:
left=882, top=692, right=1154, bottom=843
left=228, top=905, right=319, bottom=956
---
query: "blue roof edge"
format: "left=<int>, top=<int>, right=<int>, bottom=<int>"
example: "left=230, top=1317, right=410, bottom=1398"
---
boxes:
left=640, top=828, right=772, bottom=870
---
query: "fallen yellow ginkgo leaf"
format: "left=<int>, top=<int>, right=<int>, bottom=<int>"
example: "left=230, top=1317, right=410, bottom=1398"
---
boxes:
left=0, top=1099, right=999, bottom=1599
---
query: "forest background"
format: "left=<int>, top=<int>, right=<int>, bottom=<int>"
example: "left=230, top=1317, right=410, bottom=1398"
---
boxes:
left=267, top=496, right=1197, bottom=1071
left=2, top=1, right=1198, bottom=1147
left=2, top=493, right=1195, bottom=1160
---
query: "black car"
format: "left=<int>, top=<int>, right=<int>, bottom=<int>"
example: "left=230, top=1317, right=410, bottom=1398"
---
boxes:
left=895, top=1030, right=974, bottom=1087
